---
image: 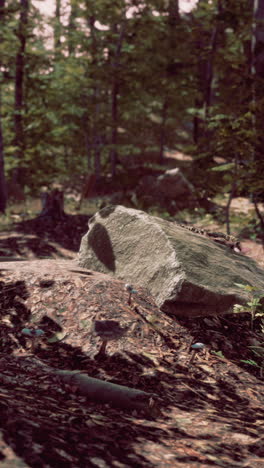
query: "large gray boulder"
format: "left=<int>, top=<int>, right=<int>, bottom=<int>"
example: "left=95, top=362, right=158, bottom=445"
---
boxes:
left=78, top=205, right=264, bottom=317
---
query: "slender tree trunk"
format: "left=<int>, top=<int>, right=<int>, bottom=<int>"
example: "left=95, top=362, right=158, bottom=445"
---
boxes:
left=54, top=0, right=61, bottom=58
left=110, top=80, right=119, bottom=177
left=168, top=0, right=180, bottom=27
left=252, top=0, right=264, bottom=78
left=252, top=0, right=264, bottom=154
left=204, top=25, right=218, bottom=116
left=252, top=196, right=264, bottom=246
left=204, top=0, right=223, bottom=115
left=162, top=0, right=180, bottom=161
left=110, top=20, right=125, bottom=177
left=158, top=99, right=168, bottom=165
left=89, top=16, right=102, bottom=179
left=225, top=155, right=238, bottom=235
left=251, top=0, right=264, bottom=242
left=193, top=0, right=222, bottom=142
left=0, top=90, right=7, bottom=213
left=84, top=130, right=92, bottom=170
left=0, top=0, right=7, bottom=212
left=13, top=0, right=29, bottom=186
left=68, top=0, right=77, bottom=55
left=93, top=127, right=102, bottom=180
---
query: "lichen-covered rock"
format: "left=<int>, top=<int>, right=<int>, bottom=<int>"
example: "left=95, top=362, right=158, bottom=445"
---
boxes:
left=78, top=205, right=264, bottom=317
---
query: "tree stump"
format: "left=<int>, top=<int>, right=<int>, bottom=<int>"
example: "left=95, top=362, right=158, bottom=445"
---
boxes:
left=39, top=189, right=65, bottom=220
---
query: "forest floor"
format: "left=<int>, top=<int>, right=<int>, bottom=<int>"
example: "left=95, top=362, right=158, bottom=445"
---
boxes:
left=0, top=202, right=263, bottom=467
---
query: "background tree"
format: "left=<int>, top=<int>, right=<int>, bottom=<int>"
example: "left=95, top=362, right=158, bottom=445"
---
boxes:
left=0, top=0, right=7, bottom=212
left=13, top=0, right=29, bottom=187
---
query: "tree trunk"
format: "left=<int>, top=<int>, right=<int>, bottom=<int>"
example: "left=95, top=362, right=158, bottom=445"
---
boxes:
left=68, top=0, right=77, bottom=55
left=225, top=155, right=238, bottom=235
left=253, top=0, right=264, bottom=78
left=158, top=99, right=168, bottom=165
left=0, top=0, right=7, bottom=213
left=252, top=0, right=264, bottom=154
left=84, top=130, right=92, bottom=170
left=89, top=16, right=102, bottom=179
left=54, top=0, right=61, bottom=58
left=110, top=20, right=126, bottom=177
left=94, top=131, right=102, bottom=180
left=204, top=25, right=218, bottom=116
left=110, top=81, right=119, bottom=177
left=0, top=91, right=7, bottom=213
left=161, top=0, right=180, bottom=162
left=13, top=0, right=29, bottom=186
left=250, top=0, right=264, bottom=214
left=193, top=0, right=222, bottom=143
left=168, top=0, right=180, bottom=27
left=77, top=173, right=96, bottom=210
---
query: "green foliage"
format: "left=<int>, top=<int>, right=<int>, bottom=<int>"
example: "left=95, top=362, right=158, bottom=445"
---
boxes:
left=211, top=350, right=225, bottom=359
left=240, top=359, right=259, bottom=367
left=233, top=284, right=264, bottom=330
left=210, top=163, right=235, bottom=172
left=241, top=346, right=264, bottom=378
left=0, top=0, right=262, bottom=203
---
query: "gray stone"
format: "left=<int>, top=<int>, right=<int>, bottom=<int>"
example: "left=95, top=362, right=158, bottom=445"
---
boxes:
left=78, top=205, right=264, bottom=317
left=136, top=175, right=159, bottom=197
left=156, top=168, right=194, bottom=199
left=136, top=168, right=194, bottom=201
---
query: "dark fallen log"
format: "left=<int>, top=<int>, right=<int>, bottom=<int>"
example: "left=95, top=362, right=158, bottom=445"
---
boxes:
left=54, top=370, right=157, bottom=412
left=0, top=355, right=157, bottom=413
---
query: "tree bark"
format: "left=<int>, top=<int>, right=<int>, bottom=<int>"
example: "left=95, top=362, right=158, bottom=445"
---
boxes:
left=13, top=0, right=29, bottom=186
left=253, top=0, right=264, bottom=78
left=68, top=0, right=77, bottom=55
left=193, top=0, right=222, bottom=142
left=89, top=17, right=102, bottom=179
left=54, top=0, right=61, bottom=58
left=0, top=0, right=7, bottom=212
left=0, top=91, right=7, bottom=213
left=110, top=20, right=126, bottom=177
left=77, top=173, right=96, bottom=209
left=250, top=0, right=264, bottom=213
left=252, top=0, right=264, bottom=155
left=84, top=130, right=92, bottom=170
left=158, top=99, right=168, bottom=165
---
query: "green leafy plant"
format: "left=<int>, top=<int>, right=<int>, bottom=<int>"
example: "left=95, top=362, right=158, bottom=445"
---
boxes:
left=211, top=350, right=225, bottom=359
left=233, top=284, right=264, bottom=330
left=241, top=346, right=264, bottom=378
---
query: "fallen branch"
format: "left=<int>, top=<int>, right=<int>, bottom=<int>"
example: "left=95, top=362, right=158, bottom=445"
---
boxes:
left=54, top=369, right=156, bottom=411
left=1, top=355, right=157, bottom=412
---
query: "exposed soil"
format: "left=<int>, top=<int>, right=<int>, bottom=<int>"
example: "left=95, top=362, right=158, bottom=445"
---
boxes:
left=0, top=213, right=263, bottom=468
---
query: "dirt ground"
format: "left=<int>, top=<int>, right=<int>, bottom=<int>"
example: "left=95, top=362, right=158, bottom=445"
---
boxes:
left=0, top=212, right=263, bottom=467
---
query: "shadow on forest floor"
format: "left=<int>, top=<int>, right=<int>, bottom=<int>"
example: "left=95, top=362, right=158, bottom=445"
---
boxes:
left=0, top=278, right=263, bottom=467
left=0, top=213, right=91, bottom=259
